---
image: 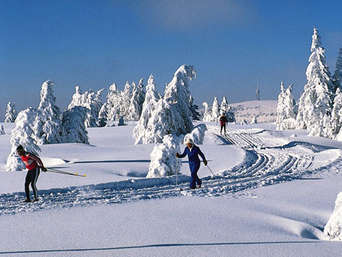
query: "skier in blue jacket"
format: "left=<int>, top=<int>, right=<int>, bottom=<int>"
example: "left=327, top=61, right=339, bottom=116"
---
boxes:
left=176, top=138, right=207, bottom=189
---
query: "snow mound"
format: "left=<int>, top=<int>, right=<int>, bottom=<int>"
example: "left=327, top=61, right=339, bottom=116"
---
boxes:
left=324, top=192, right=342, bottom=240
left=41, top=157, right=68, bottom=168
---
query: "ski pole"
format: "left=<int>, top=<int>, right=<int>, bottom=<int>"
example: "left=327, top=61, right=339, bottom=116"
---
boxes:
left=46, top=168, right=86, bottom=177
left=206, top=165, right=215, bottom=177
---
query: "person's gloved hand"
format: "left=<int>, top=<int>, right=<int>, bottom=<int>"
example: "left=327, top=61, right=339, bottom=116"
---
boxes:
left=176, top=153, right=180, bottom=158
left=203, top=160, right=208, bottom=166
left=41, top=167, right=47, bottom=172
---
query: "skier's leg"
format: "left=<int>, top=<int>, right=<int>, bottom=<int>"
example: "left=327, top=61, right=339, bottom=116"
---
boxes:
left=195, top=173, right=202, bottom=187
left=31, top=167, right=40, bottom=200
left=193, top=163, right=201, bottom=187
left=189, top=164, right=197, bottom=189
left=25, top=172, right=32, bottom=200
left=190, top=173, right=196, bottom=189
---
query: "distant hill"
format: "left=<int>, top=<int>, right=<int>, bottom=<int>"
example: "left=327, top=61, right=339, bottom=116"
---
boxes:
left=230, top=100, right=277, bottom=124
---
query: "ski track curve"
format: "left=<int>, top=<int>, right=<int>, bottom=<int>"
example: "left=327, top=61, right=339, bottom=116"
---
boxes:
left=1, top=130, right=341, bottom=216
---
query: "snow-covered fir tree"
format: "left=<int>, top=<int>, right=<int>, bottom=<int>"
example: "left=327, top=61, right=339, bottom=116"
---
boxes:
left=68, top=86, right=84, bottom=108
left=326, top=88, right=342, bottom=139
left=4, top=101, right=17, bottom=123
left=120, top=81, right=132, bottom=118
left=99, top=83, right=121, bottom=126
left=202, top=102, right=212, bottom=122
left=296, top=28, right=334, bottom=136
left=127, top=79, right=145, bottom=121
left=133, top=65, right=196, bottom=144
left=133, top=74, right=160, bottom=144
left=62, top=106, right=89, bottom=144
left=333, top=48, right=342, bottom=92
left=147, top=134, right=182, bottom=178
left=68, top=86, right=104, bottom=127
left=211, top=97, right=220, bottom=121
left=276, top=82, right=297, bottom=130
left=33, top=80, right=63, bottom=144
left=6, top=107, right=40, bottom=171
left=189, top=95, right=201, bottom=121
left=220, top=97, right=229, bottom=114
left=88, top=89, right=104, bottom=127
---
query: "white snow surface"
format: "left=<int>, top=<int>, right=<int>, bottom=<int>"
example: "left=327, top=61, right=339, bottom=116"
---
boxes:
left=2, top=119, right=342, bottom=256
left=230, top=100, right=277, bottom=123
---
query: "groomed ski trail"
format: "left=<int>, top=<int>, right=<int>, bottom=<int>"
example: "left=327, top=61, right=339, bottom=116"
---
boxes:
left=0, top=129, right=341, bottom=216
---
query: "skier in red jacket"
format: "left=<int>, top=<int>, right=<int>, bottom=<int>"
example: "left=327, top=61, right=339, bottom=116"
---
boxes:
left=219, top=113, right=228, bottom=135
left=17, top=145, right=47, bottom=202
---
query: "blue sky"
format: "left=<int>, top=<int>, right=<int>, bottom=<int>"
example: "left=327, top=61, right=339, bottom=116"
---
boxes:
left=0, top=0, right=341, bottom=117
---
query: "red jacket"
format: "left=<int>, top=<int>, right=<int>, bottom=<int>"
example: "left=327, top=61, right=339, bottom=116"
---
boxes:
left=21, top=153, right=43, bottom=170
left=219, top=115, right=227, bottom=126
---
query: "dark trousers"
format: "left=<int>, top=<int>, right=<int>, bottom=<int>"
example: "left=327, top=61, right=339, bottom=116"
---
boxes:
left=25, top=167, right=40, bottom=200
left=220, top=124, right=226, bottom=134
left=189, top=162, right=201, bottom=189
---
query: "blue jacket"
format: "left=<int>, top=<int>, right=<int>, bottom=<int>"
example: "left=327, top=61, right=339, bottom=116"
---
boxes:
left=179, top=145, right=206, bottom=165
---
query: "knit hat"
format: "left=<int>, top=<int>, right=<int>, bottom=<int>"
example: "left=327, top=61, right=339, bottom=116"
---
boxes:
left=184, top=138, right=194, bottom=145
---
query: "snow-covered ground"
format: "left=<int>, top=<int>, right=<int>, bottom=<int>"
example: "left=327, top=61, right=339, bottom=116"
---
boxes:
left=230, top=100, right=277, bottom=124
left=1, top=121, right=342, bottom=256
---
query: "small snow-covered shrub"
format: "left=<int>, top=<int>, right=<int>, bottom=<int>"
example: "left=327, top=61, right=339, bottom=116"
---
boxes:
left=324, top=192, right=342, bottom=240
left=147, top=135, right=182, bottom=178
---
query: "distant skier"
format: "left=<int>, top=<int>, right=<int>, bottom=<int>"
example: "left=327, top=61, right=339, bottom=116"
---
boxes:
left=176, top=138, right=207, bottom=189
left=16, top=145, right=47, bottom=202
left=219, top=112, right=228, bottom=135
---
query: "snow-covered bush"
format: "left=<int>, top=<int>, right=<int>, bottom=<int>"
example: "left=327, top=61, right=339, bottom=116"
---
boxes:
left=147, top=134, right=182, bottom=178
left=133, top=74, right=160, bottom=144
left=34, top=80, right=63, bottom=144
left=184, top=124, right=207, bottom=145
left=6, top=107, right=40, bottom=171
left=62, top=106, right=89, bottom=144
left=296, top=28, right=334, bottom=137
left=276, top=82, right=297, bottom=130
left=4, top=102, right=17, bottom=123
left=134, top=65, right=196, bottom=144
left=324, top=192, right=342, bottom=240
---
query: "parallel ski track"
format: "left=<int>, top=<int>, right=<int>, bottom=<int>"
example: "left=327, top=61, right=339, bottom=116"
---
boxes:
left=0, top=131, right=341, bottom=215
